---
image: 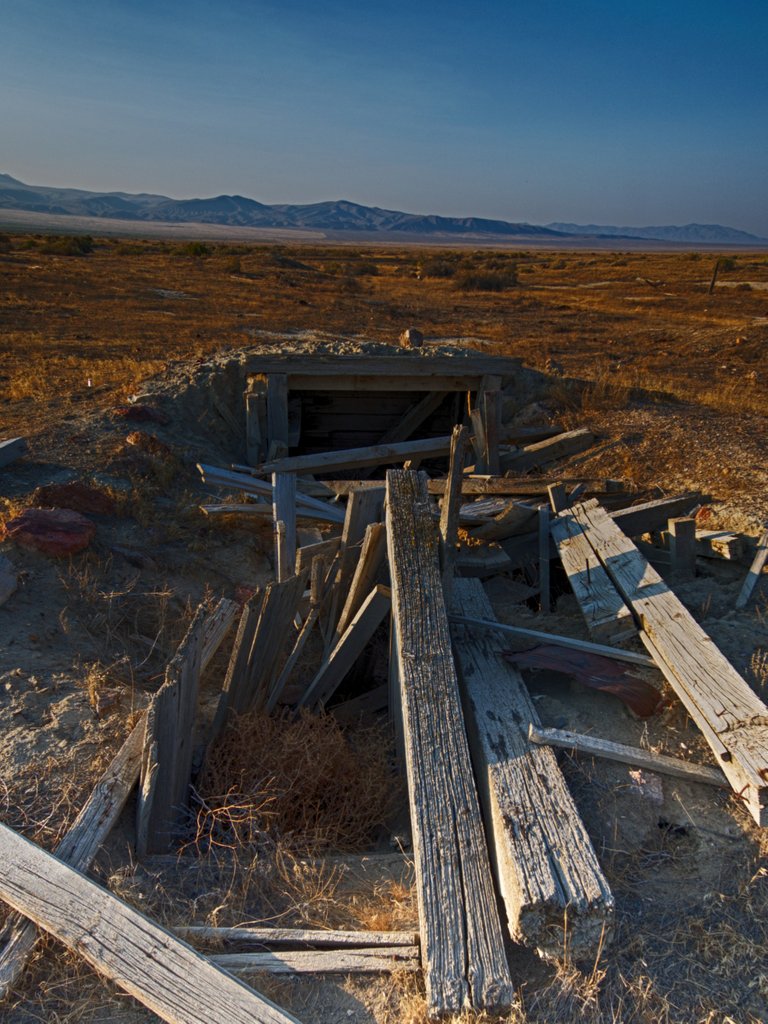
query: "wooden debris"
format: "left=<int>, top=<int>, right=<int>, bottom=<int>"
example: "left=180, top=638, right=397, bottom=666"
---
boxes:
left=451, top=579, right=613, bottom=958
left=428, top=476, right=627, bottom=497
left=295, top=536, right=341, bottom=575
left=547, top=482, right=568, bottom=514
left=299, top=585, right=391, bottom=709
left=0, top=437, right=28, bottom=469
left=201, top=597, right=239, bottom=672
left=334, top=522, right=387, bottom=641
left=386, top=469, right=514, bottom=1017
left=272, top=472, right=297, bottom=581
left=439, top=424, right=469, bottom=603
left=456, top=544, right=512, bottom=579
left=668, top=516, right=696, bottom=578
left=566, top=499, right=768, bottom=825
left=265, top=373, right=290, bottom=460
left=501, top=428, right=595, bottom=473
left=197, top=463, right=346, bottom=524
left=137, top=607, right=206, bottom=857
left=245, top=377, right=268, bottom=465
left=528, top=724, right=727, bottom=788
left=255, top=436, right=453, bottom=477
left=325, top=486, right=385, bottom=642
left=735, top=528, right=768, bottom=609
left=551, top=505, right=635, bottom=643
left=246, top=573, right=309, bottom=713
left=331, top=684, right=389, bottom=724
left=0, top=714, right=146, bottom=1000
left=468, top=501, right=538, bottom=542
left=447, top=614, right=655, bottom=668
left=609, top=493, right=700, bottom=537
left=212, top=947, right=419, bottom=974
left=175, top=925, right=419, bottom=948
left=0, top=823, right=302, bottom=1024
left=538, top=505, right=551, bottom=613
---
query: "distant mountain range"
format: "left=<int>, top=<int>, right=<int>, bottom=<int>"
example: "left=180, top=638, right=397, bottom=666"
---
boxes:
left=547, top=221, right=766, bottom=244
left=1, top=173, right=764, bottom=244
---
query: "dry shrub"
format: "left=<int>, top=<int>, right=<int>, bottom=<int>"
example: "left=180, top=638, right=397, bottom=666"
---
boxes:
left=197, top=709, right=400, bottom=854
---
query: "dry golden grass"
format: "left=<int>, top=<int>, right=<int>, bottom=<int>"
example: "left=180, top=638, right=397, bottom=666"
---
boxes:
left=198, top=709, right=401, bottom=854
left=2, top=238, right=767, bottom=444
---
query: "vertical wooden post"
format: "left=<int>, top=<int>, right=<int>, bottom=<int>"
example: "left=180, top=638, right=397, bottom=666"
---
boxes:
left=245, top=378, right=268, bottom=466
left=547, top=482, right=568, bottom=514
left=266, top=373, right=289, bottom=461
left=272, top=472, right=297, bottom=582
left=439, top=425, right=469, bottom=605
left=482, top=389, right=501, bottom=476
left=538, top=504, right=551, bottom=613
left=669, top=516, right=696, bottom=579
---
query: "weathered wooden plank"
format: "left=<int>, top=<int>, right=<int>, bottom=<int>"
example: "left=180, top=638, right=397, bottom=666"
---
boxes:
left=245, top=352, right=518, bottom=380
left=0, top=715, right=146, bottom=999
left=551, top=505, right=635, bottom=643
left=265, top=373, right=289, bottom=461
left=568, top=499, right=768, bottom=826
left=174, top=926, right=419, bottom=948
left=428, top=476, right=626, bottom=497
left=299, top=585, right=391, bottom=709
left=439, top=425, right=469, bottom=604
left=668, top=516, right=696, bottom=578
left=295, top=536, right=341, bottom=575
left=200, top=503, right=342, bottom=526
left=0, top=824, right=302, bottom=1024
left=272, top=473, right=297, bottom=582
left=247, top=572, right=309, bottom=712
left=197, top=464, right=346, bottom=524
left=500, top=425, right=564, bottom=445
left=325, top=487, right=385, bottom=644
left=386, top=469, right=514, bottom=1017
left=137, top=607, right=206, bottom=856
left=0, top=437, right=28, bottom=469
left=201, top=598, right=239, bottom=673
left=538, top=505, right=551, bottom=614
left=451, top=579, right=613, bottom=959
left=608, top=493, right=700, bottom=537
left=334, top=522, right=387, bottom=641
left=736, top=529, right=768, bottom=609
left=332, top=683, right=390, bottom=724
left=455, top=544, right=512, bottom=579
left=447, top=614, right=655, bottom=667
left=255, top=437, right=452, bottom=477
left=528, top=724, right=727, bottom=788
left=501, top=428, right=595, bottom=474
left=245, top=379, right=268, bottom=466
left=212, top=947, right=419, bottom=974
left=482, top=390, right=501, bottom=475
left=208, top=594, right=262, bottom=739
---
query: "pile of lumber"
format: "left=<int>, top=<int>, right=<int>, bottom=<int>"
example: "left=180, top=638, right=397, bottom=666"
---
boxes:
left=3, top=366, right=766, bottom=1021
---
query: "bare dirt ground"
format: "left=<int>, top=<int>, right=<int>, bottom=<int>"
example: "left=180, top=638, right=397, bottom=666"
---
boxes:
left=0, top=238, right=767, bottom=1023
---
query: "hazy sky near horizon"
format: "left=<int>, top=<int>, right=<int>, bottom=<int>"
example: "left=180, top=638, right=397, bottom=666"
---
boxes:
left=3, top=0, right=767, bottom=234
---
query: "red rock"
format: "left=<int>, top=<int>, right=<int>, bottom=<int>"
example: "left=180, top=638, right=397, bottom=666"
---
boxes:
left=113, top=405, right=170, bottom=425
left=32, top=481, right=116, bottom=516
left=1, top=508, right=96, bottom=556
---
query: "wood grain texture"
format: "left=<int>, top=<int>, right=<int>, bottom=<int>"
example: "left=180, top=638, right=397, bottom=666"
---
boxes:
left=0, top=824, right=302, bottom=1024
left=334, top=522, right=387, bottom=641
left=439, top=425, right=469, bottom=603
left=451, top=578, right=613, bottom=959
left=137, top=607, right=206, bottom=856
left=175, top=926, right=419, bottom=948
left=386, top=469, right=514, bottom=1017
left=212, top=947, right=419, bottom=974
left=551, top=504, right=636, bottom=642
left=569, top=499, right=768, bottom=826
left=197, top=463, right=346, bottom=524
left=501, top=428, right=595, bottom=473
left=0, top=715, right=146, bottom=999
left=528, top=724, right=727, bottom=788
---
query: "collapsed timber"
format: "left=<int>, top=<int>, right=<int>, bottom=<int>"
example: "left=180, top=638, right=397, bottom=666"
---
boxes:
left=1, top=346, right=767, bottom=1023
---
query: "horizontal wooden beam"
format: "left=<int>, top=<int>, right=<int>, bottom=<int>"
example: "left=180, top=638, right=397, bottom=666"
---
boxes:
left=255, top=437, right=452, bottom=476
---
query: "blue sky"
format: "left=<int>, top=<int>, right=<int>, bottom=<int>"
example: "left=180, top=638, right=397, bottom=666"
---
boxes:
left=2, top=1, right=767, bottom=234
